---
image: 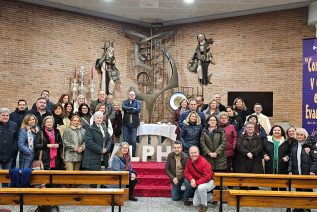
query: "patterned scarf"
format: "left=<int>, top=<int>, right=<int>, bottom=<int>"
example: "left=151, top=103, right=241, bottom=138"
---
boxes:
left=123, top=153, right=130, bottom=171
left=44, top=128, right=57, bottom=168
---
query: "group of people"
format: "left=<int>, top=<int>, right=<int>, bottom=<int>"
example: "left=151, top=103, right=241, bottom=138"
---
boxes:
left=169, top=93, right=317, bottom=212
left=0, top=89, right=141, bottom=201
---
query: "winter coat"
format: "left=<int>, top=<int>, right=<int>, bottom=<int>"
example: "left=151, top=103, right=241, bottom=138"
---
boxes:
left=235, top=108, right=252, bottom=124
left=234, top=133, right=264, bottom=174
left=0, top=121, right=18, bottom=162
left=111, top=155, right=136, bottom=177
left=288, top=139, right=317, bottom=175
left=240, top=123, right=267, bottom=141
left=202, top=108, right=220, bottom=119
left=62, top=126, right=85, bottom=162
left=200, top=128, right=227, bottom=171
left=165, top=152, right=188, bottom=181
left=122, top=99, right=141, bottom=128
left=184, top=155, right=214, bottom=186
left=219, top=123, right=237, bottom=158
left=263, top=136, right=291, bottom=174
left=228, top=114, right=243, bottom=134
left=179, top=112, right=203, bottom=152
left=10, top=108, right=28, bottom=128
left=80, top=114, right=91, bottom=130
left=34, top=129, right=63, bottom=170
left=82, top=123, right=111, bottom=171
left=18, top=128, right=38, bottom=168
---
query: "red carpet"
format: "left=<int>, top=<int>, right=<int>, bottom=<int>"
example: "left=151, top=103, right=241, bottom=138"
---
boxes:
left=132, top=162, right=171, bottom=197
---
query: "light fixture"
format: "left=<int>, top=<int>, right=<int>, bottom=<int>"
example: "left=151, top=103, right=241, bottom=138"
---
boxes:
left=184, top=0, right=194, bottom=4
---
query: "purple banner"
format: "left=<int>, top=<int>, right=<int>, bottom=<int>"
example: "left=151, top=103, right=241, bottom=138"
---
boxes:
left=303, top=38, right=317, bottom=139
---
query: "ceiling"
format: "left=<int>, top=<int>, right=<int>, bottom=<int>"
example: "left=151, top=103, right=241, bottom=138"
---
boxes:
left=21, top=0, right=312, bottom=27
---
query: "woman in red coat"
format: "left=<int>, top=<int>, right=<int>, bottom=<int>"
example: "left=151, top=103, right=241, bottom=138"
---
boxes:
left=218, top=112, right=237, bottom=172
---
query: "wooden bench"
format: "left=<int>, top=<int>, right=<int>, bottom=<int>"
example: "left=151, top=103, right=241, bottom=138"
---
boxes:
left=0, top=170, right=129, bottom=188
left=228, top=190, right=317, bottom=212
left=0, top=187, right=125, bottom=212
left=213, top=173, right=317, bottom=212
left=0, top=170, right=130, bottom=212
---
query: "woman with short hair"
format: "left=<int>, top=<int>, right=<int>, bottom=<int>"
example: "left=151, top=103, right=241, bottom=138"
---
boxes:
left=111, top=142, right=138, bottom=201
left=234, top=122, right=264, bottom=174
left=34, top=116, right=63, bottom=170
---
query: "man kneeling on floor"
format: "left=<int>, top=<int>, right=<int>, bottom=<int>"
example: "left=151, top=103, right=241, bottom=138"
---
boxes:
left=165, top=140, right=188, bottom=201
left=183, top=146, right=215, bottom=212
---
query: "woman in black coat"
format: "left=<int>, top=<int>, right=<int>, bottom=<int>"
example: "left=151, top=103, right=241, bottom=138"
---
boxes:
left=34, top=116, right=63, bottom=170
left=234, top=122, right=264, bottom=174
left=263, top=125, right=291, bottom=175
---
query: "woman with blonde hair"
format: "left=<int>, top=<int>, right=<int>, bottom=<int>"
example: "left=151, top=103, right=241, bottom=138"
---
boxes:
left=18, top=114, right=40, bottom=168
left=74, top=94, right=86, bottom=113
left=62, top=115, right=85, bottom=171
left=233, top=97, right=251, bottom=124
left=111, top=142, right=138, bottom=201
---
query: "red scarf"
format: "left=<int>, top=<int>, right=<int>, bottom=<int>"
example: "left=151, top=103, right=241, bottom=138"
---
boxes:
left=44, top=128, right=57, bottom=168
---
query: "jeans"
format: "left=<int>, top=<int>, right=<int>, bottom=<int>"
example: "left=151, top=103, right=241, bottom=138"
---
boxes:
left=183, top=179, right=195, bottom=201
left=193, top=180, right=215, bottom=207
left=171, top=178, right=184, bottom=201
left=123, top=125, right=137, bottom=156
left=0, top=160, right=12, bottom=187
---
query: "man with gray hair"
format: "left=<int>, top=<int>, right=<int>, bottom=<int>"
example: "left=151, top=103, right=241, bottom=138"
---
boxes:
left=0, top=108, right=18, bottom=173
left=183, top=146, right=215, bottom=212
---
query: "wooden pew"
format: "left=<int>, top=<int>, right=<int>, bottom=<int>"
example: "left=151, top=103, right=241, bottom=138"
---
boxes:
left=0, top=187, right=125, bottom=212
left=0, top=170, right=130, bottom=212
left=0, top=170, right=129, bottom=187
left=213, top=173, right=317, bottom=212
left=227, top=190, right=317, bottom=212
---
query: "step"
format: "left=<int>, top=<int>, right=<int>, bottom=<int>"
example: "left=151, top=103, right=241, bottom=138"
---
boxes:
left=132, top=162, right=166, bottom=175
left=134, top=185, right=171, bottom=197
left=137, top=174, right=171, bottom=186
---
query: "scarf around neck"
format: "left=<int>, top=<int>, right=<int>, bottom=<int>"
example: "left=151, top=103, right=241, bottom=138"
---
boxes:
left=44, top=128, right=57, bottom=168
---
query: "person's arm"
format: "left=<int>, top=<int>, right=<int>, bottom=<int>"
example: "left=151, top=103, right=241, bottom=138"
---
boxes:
left=121, top=100, right=134, bottom=112
left=164, top=154, right=175, bottom=180
left=200, top=130, right=211, bottom=156
left=235, top=137, right=249, bottom=156
left=34, top=131, right=47, bottom=151
left=250, top=136, right=264, bottom=157
left=184, top=160, right=193, bottom=181
left=111, top=156, right=121, bottom=171
left=18, top=129, right=32, bottom=156
left=196, top=162, right=213, bottom=186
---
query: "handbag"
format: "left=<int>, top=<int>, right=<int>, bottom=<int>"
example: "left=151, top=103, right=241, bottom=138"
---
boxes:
left=32, top=132, right=44, bottom=170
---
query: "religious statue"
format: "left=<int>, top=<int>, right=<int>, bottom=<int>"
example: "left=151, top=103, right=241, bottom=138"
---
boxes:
left=95, top=41, right=120, bottom=95
left=187, top=33, right=215, bottom=86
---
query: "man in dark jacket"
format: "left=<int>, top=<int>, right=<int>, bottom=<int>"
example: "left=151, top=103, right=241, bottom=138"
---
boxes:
left=10, top=99, right=28, bottom=128
left=0, top=108, right=18, bottom=172
left=165, top=141, right=188, bottom=201
left=90, top=90, right=115, bottom=121
left=31, top=90, right=55, bottom=113
left=122, top=91, right=141, bottom=157
left=29, top=97, right=52, bottom=128
left=10, top=99, right=28, bottom=168
left=183, top=146, right=215, bottom=212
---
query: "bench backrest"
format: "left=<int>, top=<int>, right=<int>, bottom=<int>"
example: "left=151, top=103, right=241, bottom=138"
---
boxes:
left=0, top=170, right=129, bottom=186
left=214, top=173, right=317, bottom=189
left=0, top=188, right=126, bottom=206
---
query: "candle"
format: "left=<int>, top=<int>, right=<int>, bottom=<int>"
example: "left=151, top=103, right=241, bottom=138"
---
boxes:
left=74, top=67, right=77, bottom=79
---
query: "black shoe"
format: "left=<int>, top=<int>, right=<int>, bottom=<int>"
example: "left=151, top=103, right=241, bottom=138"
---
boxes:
left=129, top=196, right=138, bottom=201
left=184, top=200, right=190, bottom=206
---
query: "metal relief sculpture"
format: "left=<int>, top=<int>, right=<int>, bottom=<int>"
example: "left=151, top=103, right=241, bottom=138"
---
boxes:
left=187, top=33, right=215, bottom=85
left=124, top=29, right=179, bottom=122
left=95, top=41, right=120, bottom=95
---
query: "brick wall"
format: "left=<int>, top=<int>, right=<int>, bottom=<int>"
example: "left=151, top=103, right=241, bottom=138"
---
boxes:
left=0, top=0, right=314, bottom=127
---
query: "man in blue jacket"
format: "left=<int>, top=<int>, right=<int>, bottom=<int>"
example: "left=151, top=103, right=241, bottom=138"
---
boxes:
left=122, top=91, right=141, bottom=157
left=0, top=108, right=18, bottom=173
